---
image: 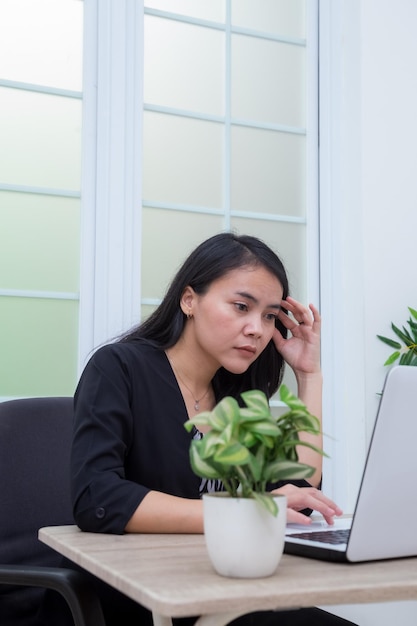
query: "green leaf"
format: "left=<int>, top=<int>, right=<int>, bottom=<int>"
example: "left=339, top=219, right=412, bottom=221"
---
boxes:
left=183, top=418, right=197, bottom=433
left=279, top=410, right=321, bottom=433
left=400, top=349, right=414, bottom=365
left=214, top=396, right=241, bottom=428
left=189, top=444, right=221, bottom=479
left=384, top=351, right=400, bottom=366
left=264, top=460, right=315, bottom=483
left=377, top=334, right=402, bottom=349
left=184, top=409, right=221, bottom=432
left=240, top=389, right=270, bottom=415
left=300, top=441, right=329, bottom=458
left=248, top=420, right=281, bottom=437
left=196, top=433, right=221, bottom=459
left=279, top=384, right=308, bottom=411
left=408, top=320, right=417, bottom=342
left=242, top=431, right=257, bottom=447
left=238, top=408, right=268, bottom=423
left=248, top=433, right=276, bottom=449
left=253, top=492, right=278, bottom=517
left=409, top=307, right=417, bottom=321
left=214, top=442, right=251, bottom=465
left=218, top=423, right=234, bottom=445
left=402, top=325, right=414, bottom=342
left=392, top=323, right=414, bottom=346
left=206, top=409, right=229, bottom=431
left=247, top=451, right=263, bottom=482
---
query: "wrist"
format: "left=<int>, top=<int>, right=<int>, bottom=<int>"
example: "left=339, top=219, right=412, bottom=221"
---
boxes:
left=294, top=369, right=323, bottom=386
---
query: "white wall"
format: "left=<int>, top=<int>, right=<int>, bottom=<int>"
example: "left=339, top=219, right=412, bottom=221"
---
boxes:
left=321, top=0, right=417, bottom=511
left=361, top=0, right=417, bottom=436
left=320, top=0, right=417, bottom=623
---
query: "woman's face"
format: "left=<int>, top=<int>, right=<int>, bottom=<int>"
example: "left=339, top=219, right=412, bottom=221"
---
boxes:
left=185, top=265, right=284, bottom=374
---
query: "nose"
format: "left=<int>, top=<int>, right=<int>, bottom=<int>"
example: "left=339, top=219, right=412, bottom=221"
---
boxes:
left=244, top=315, right=263, bottom=338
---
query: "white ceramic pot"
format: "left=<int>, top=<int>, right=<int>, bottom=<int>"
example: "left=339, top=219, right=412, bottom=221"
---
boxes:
left=202, top=492, right=287, bottom=578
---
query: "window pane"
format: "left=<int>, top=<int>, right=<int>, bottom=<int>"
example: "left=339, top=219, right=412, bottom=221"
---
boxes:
left=145, top=0, right=225, bottom=23
left=231, top=126, right=305, bottom=217
left=0, top=0, right=83, bottom=91
left=144, top=15, right=224, bottom=115
left=0, top=0, right=82, bottom=400
left=231, top=0, right=305, bottom=39
left=0, top=88, right=82, bottom=190
left=143, top=111, right=223, bottom=208
left=0, top=297, right=78, bottom=397
left=142, top=207, right=223, bottom=298
left=0, top=192, right=80, bottom=293
left=230, top=218, right=307, bottom=302
left=232, top=34, right=305, bottom=127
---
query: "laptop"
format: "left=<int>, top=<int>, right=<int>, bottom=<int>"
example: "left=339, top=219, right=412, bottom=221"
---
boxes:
left=284, top=365, right=417, bottom=563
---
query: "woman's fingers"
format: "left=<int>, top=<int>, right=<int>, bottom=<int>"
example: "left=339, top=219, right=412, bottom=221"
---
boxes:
left=286, top=509, right=315, bottom=525
left=272, top=484, right=343, bottom=526
left=280, top=298, right=320, bottom=329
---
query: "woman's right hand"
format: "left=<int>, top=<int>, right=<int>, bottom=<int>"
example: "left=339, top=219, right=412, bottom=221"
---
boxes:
left=271, top=483, right=343, bottom=525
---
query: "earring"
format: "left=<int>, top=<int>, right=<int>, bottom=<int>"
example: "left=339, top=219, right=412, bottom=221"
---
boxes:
left=187, top=311, right=193, bottom=320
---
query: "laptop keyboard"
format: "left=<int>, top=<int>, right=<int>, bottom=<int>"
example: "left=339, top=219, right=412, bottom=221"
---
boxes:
left=288, top=528, right=350, bottom=545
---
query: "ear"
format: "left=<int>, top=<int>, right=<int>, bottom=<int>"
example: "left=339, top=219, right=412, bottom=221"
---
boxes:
left=180, top=285, right=196, bottom=317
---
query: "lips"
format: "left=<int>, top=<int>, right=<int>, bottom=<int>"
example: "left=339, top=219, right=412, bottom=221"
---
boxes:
left=235, top=345, right=256, bottom=356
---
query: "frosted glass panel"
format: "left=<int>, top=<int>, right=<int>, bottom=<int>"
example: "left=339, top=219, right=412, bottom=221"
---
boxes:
left=0, top=297, right=78, bottom=397
left=231, top=126, right=305, bottom=217
left=142, top=207, right=223, bottom=299
left=0, top=88, right=82, bottom=190
left=230, top=218, right=306, bottom=302
left=145, top=0, right=225, bottom=22
left=0, top=0, right=83, bottom=91
left=0, top=192, right=80, bottom=292
left=231, top=0, right=305, bottom=39
left=143, top=111, right=223, bottom=208
left=141, top=303, right=158, bottom=323
left=232, top=35, right=305, bottom=127
left=144, top=15, right=224, bottom=115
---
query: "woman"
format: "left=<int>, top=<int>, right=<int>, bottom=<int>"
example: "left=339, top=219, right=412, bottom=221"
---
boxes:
left=70, top=233, right=354, bottom=625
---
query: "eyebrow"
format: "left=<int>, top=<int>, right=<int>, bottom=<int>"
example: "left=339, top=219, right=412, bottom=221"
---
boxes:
left=235, top=291, right=282, bottom=310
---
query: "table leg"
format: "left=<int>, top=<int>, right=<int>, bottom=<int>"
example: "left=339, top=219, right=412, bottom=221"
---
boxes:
left=151, top=610, right=251, bottom=626
left=152, top=612, right=173, bottom=626
left=194, top=611, right=250, bottom=626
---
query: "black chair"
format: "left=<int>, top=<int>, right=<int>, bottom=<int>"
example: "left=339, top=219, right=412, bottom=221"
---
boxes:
left=0, top=396, right=105, bottom=626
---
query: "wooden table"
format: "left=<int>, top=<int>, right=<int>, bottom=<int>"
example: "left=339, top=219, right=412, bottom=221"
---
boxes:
left=39, top=525, right=417, bottom=626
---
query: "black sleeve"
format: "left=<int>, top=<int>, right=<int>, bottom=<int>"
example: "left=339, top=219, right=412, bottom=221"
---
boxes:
left=71, top=345, right=149, bottom=534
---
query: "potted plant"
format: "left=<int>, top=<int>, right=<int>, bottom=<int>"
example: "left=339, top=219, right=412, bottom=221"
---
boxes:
left=184, top=386, right=323, bottom=578
left=377, top=306, right=417, bottom=366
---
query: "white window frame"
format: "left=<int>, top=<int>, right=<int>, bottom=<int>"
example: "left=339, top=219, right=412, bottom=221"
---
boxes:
left=78, top=0, right=144, bottom=371
left=319, top=0, right=366, bottom=510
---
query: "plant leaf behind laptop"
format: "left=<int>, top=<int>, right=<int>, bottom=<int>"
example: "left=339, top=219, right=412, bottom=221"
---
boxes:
left=377, top=306, right=417, bottom=366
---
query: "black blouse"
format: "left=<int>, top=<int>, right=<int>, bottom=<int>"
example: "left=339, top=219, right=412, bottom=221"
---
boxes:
left=71, top=339, right=202, bottom=534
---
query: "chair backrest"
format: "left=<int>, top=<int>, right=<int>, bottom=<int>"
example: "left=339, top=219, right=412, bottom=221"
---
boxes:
left=0, top=397, right=74, bottom=625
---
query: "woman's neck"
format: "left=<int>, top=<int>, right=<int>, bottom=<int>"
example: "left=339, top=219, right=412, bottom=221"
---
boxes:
left=165, top=341, right=217, bottom=417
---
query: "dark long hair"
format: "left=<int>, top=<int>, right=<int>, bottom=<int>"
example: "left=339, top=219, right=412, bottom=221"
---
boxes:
left=119, top=233, right=289, bottom=400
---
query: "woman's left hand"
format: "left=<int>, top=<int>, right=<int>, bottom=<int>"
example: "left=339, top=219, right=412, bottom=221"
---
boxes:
left=272, top=297, right=321, bottom=376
